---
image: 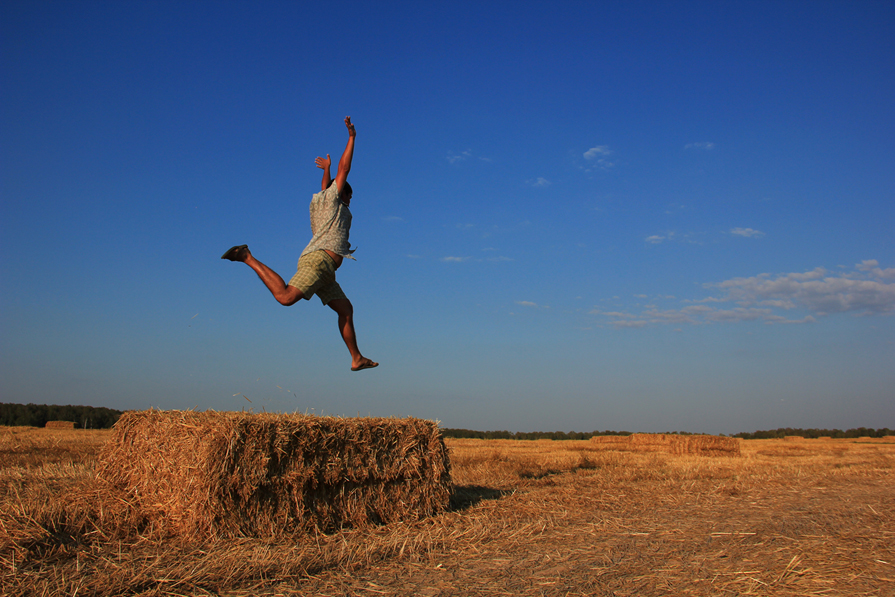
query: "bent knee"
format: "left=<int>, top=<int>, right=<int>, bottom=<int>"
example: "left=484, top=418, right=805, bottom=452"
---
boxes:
left=327, top=298, right=353, bottom=315
left=278, top=286, right=304, bottom=306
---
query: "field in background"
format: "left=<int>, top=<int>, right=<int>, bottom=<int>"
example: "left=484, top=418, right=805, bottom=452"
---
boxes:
left=1, top=426, right=893, bottom=596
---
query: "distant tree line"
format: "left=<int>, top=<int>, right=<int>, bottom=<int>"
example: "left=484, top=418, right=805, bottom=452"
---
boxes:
left=732, top=427, right=893, bottom=440
left=0, top=403, right=123, bottom=429
left=441, top=429, right=634, bottom=441
left=442, top=427, right=894, bottom=441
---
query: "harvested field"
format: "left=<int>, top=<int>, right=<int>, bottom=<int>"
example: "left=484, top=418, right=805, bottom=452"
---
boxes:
left=2, top=424, right=893, bottom=596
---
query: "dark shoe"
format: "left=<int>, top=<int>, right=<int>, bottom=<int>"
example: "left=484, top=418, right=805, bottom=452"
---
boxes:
left=221, top=245, right=249, bottom=261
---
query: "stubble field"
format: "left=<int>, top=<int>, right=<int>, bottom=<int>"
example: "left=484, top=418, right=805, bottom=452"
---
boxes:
left=1, top=425, right=893, bottom=596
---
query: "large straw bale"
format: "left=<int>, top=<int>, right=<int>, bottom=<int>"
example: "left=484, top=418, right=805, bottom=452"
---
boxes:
left=45, top=420, right=75, bottom=429
left=629, top=433, right=675, bottom=452
left=96, top=409, right=452, bottom=540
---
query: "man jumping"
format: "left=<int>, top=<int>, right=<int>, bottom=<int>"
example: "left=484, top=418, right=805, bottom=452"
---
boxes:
left=221, top=116, right=378, bottom=372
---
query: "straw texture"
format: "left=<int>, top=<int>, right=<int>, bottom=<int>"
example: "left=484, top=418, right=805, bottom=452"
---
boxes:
left=45, top=421, right=75, bottom=429
left=96, top=409, right=452, bottom=540
left=590, top=433, right=741, bottom=456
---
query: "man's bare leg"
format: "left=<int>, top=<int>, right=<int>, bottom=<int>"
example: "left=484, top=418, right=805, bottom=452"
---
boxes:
left=328, top=298, right=378, bottom=371
left=222, top=245, right=303, bottom=306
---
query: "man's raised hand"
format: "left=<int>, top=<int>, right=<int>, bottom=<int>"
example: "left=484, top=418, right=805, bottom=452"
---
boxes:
left=345, top=116, right=355, bottom=137
left=315, top=154, right=331, bottom=170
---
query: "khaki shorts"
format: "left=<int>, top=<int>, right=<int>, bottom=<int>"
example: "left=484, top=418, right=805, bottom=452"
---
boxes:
left=288, top=250, right=347, bottom=305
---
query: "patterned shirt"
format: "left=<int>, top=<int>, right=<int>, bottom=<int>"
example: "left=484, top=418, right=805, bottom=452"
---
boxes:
left=300, top=184, right=356, bottom=260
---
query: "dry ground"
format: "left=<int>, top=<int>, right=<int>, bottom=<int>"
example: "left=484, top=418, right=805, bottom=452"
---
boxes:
left=1, top=426, right=893, bottom=596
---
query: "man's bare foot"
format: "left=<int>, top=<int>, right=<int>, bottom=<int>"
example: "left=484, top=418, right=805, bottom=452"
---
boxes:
left=221, top=245, right=250, bottom=262
left=351, top=358, right=379, bottom=372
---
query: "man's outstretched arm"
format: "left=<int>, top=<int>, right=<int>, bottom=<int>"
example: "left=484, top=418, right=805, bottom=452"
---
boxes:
left=315, top=154, right=331, bottom=191
left=333, top=116, right=355, bottom=194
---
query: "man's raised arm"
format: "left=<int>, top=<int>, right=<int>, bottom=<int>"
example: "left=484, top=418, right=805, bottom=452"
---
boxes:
left=333, top=116, right=355, bottom=194
left=315, top=154, right=331, bottom=191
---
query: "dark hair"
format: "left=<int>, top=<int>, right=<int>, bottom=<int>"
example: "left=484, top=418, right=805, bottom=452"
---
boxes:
left=328, top=180, right=352, bottom=196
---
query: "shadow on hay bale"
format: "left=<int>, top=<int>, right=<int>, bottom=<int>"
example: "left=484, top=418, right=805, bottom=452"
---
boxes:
left=97, top=409, right=452, bottom=540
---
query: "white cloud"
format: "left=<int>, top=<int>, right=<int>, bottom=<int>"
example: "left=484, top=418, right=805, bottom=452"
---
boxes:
left=583, top=145, right=615, bottom=171
left=713, top=265, right=895, bottom=315
left=685, top=142, right=715, bottom=150
left=610, top=320, right=650, bottom=328
left=447, top=149, right=490, bottom=164
left=644, top=231, right=702, bottom=245
left=516, top=301, right=550, bottom=309
left=440, top=256, right=469, bottom=263
left=730, top=227, right=765, bottom=238
left=447, top=150, right=471, bottom=164
left=527, top=177, right=551, bottom=188
left=856, top=259, right=895, bottom=280
left=584, top=146, right=611, bottom=160
left=593, top=261, right=895, bottom=328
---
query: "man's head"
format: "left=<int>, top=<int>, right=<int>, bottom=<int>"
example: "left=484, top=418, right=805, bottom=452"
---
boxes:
left=330, top=179, right=352, bottom=205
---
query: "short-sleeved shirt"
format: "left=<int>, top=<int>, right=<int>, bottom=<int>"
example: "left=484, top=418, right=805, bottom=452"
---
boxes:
left=300, top=184, right=356, bottom=260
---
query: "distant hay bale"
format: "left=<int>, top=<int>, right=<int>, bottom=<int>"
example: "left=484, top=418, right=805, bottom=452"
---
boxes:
left=45, top=420, right=75, bottom=429
left=591, top=433, right=740, bottom=457
left=97, top=409, right=452, bottom=540
left=784, top=436, right=804, bottom=441
left=674, top=435, right=742, bottom=456
left=589, top=435, right=631, bottom=449
left=629, top=433, right=675, bottom=452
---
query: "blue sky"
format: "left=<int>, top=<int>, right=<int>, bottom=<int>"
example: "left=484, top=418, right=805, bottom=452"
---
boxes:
left=2, top=0, right=893, bottom=435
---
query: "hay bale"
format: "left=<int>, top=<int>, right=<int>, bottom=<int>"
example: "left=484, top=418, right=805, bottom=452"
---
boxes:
left=591, top=433, right=739, bottom=456
left=674, top=435, right=742, bottom=457
left=45, top=420, right=75, bottom=429
left=589, top=435, right=631, bottom=449
left=96, top=409, right=452, bottom=540
left=629, top=433, right=675, bottom=452
left=784, top=435, right=805, bottom=441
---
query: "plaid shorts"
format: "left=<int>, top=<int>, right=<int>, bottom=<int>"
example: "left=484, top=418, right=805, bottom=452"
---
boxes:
left=288, top=250, right=347, bottom=305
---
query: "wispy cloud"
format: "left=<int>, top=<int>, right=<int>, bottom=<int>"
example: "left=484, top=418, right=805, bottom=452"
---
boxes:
left=644, top=231, right=699, bottom=245
left=516, top=300, right=550, bottom=309
left=526, top=177, right=551, bottom=187
left=593, top=261, right=895, bottom=328
left=730, top=227, right=765, bottom=238
left=584, top=146, right=611, bottom=160
left=447, top=149, right=472, bottom=164
left=440, top=256, right=469, bottom=263
left=447, top=149, right=491, bottom=164
left=583, top=145, right=615, bottom=171
left=685, top=142, right=715, bottom=150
